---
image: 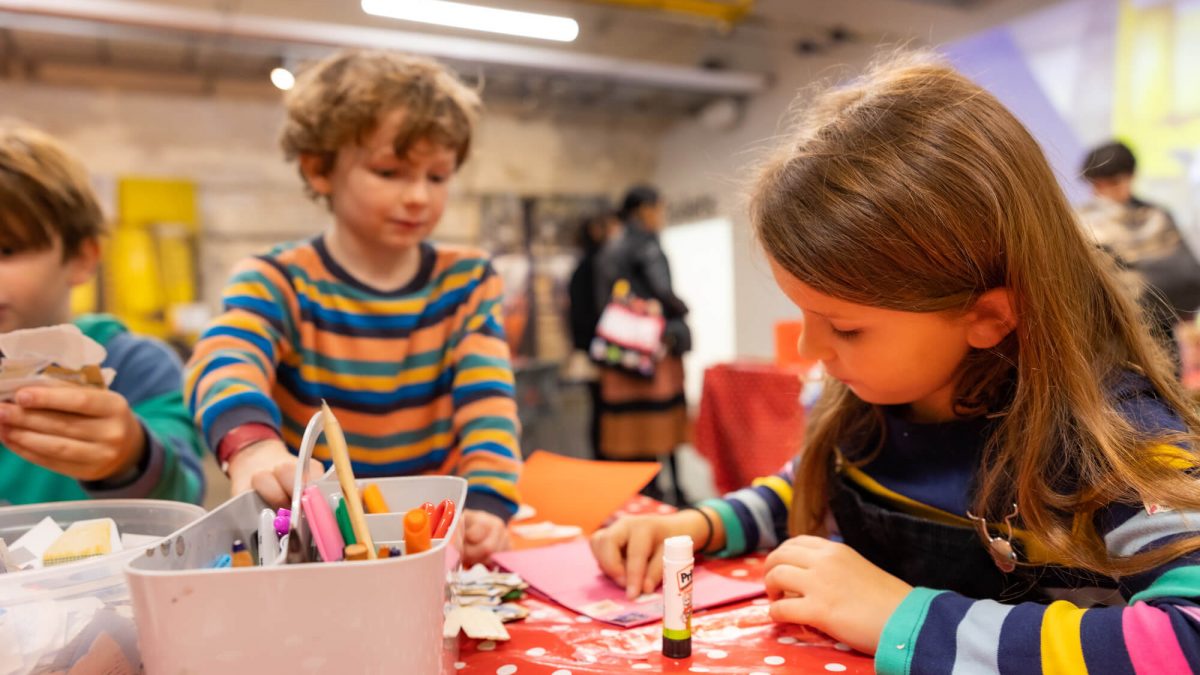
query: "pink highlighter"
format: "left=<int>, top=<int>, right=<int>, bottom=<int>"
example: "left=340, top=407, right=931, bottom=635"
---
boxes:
left=301, top=485, right=345, bottom=562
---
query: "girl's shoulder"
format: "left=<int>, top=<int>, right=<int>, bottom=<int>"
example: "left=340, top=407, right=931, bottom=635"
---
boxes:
left=1107, top=369, right=1188, bottom=436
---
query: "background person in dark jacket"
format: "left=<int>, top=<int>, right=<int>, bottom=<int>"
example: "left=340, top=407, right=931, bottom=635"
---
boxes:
left=593, top=185, right=690, bottom=504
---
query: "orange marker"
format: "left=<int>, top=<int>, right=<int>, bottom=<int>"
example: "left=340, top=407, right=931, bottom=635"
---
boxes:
left=362, top=483, right=390, bottom=514
left=404, top=507, right=431, bottom=554
left=421, top=501, right=435, bottom=521
left=433, top=500, right=456, bottom=538
left=377, top=546, right=393, bottom=559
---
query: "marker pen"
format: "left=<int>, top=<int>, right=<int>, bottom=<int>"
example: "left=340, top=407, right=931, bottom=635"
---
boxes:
left=404, top=507, right=432, bottom=554
left=662, top=535, right=694, bottom=659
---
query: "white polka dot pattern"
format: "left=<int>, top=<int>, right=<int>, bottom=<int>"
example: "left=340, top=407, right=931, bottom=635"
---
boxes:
left=764, top=655, right=786, bottom=665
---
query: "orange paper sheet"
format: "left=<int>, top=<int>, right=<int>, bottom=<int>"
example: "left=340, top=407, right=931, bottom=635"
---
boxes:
left=513, top=451, right=660, bottom=542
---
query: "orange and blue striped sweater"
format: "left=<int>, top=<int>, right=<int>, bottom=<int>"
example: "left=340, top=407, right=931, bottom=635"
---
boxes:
left=185, top=237, right=521, bottom=519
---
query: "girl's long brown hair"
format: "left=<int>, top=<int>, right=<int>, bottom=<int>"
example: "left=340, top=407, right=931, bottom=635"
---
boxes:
left=751, top=52, right=1200, bottom=577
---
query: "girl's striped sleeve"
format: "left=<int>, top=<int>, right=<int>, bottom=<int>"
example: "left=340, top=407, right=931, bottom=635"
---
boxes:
left=877, top=499, right=1200, bottom=674
left=703, top=459, right=795, bottom=556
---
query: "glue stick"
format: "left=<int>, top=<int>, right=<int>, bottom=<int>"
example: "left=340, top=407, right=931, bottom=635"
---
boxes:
left=662, top=535, right=694, bottom=659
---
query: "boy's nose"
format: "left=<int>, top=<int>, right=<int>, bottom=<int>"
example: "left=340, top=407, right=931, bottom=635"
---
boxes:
left=402, top=180, right=430, bottom=207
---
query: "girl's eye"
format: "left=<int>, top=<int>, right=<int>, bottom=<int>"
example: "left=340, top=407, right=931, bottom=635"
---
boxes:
left=831, top=327, right=862, bottom=340
left=373, top=168, right=398, bottom=178
left=429, top=174, right=449, bottom=184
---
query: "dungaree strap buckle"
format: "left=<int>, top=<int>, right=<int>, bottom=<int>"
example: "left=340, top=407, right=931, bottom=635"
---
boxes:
left=966, top=504, right=1019, bottom=573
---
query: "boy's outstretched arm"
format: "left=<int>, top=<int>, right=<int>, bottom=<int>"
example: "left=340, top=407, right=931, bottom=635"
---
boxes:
left=185, top=257, right=294, bottom=473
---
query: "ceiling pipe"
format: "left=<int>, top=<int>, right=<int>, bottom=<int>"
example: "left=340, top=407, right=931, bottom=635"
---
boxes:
left=0, top=0, right=768, bottom=95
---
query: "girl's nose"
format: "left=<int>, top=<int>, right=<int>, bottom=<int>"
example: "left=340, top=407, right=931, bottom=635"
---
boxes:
left=796, top=324, right=833, bottom=363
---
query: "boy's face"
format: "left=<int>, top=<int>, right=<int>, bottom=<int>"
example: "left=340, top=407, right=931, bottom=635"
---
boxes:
left=0, top=237, right=98, bottom=333
left=307, top=109, right=458, bottom=252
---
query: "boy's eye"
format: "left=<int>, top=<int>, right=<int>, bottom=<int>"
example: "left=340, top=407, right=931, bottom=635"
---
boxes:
left=0, top=247, right=15, bottom=257
left=429, top=173, right=449, bottom=184
left=373, top=168, right=398, bottom=178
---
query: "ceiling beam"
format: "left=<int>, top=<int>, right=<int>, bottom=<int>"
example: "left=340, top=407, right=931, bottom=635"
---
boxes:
left=0, top=0, right=767, bottom=95
left=578, top=0, right=753, bottom=28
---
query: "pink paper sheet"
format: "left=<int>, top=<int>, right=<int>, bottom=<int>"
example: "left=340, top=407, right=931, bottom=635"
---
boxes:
left=491, top=538, right=764, bottom=627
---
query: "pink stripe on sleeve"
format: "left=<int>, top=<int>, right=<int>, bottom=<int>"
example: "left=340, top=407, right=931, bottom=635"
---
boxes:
left=1122, top=601, right=1190, bottom=675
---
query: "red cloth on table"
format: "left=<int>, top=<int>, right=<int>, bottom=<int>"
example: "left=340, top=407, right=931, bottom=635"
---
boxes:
left=693, top=362, right=806, bottom=494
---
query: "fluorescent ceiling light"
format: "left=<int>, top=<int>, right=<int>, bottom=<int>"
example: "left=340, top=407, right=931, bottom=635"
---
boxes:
left=362, top=0, right=578, bottom=42
left=270, top=66, right=295, bottom=90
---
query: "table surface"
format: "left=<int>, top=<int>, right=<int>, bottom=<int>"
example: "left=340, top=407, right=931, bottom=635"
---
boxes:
left=457, top=497, right=874, bottom=674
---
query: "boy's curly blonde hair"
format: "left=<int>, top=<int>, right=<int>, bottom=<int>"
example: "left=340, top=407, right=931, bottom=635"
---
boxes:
left=280, top=49, right=482, bottom=200
left=0, top=120, right=105, bottom=258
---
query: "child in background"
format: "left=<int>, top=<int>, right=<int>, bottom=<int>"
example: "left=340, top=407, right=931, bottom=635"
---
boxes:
left=0, top=122, right=205, bottom=505
left=185, top=50, right=520, bottom=566
left=591, top=54, right=1200, bottom=671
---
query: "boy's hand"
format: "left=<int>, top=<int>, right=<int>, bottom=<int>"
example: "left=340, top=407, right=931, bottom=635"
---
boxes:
left=227, top=439, right=324, bottom=508
left=461, top=509, right=510, bottom=566
left=591, top=511, right=709, bottom=599
left=764, top=535, right=912, bottom=654
left=0, top=385, right=146, bottom=482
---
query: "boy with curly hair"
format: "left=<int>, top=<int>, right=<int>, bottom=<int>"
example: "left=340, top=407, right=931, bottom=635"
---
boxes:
left=185, top=50, right=520, bottom=565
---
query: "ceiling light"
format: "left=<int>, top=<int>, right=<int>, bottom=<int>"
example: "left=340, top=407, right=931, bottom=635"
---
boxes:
left=270, top=66, right=295, bottom=90
left=361, top=0, right=579, bottom=43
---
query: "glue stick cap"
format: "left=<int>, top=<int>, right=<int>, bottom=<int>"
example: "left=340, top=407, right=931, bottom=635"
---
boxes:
left=664, top=535, right=693, bottom=562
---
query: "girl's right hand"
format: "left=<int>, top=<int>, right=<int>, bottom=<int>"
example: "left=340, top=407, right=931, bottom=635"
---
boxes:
left=590, top=511, right=709, bottom=599
left=227, top=439, right=324, bottom=508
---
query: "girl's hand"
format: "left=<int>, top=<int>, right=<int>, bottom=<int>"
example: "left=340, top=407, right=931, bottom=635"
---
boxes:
left=461, top=509, right=509, bottom=566
left=764, top=535, right=912, bottom=654
left=590, top=511, right=709, bottom=599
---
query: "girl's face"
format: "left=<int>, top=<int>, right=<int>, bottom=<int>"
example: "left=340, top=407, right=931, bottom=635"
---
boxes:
left=770, top=260, right=989, bottom=423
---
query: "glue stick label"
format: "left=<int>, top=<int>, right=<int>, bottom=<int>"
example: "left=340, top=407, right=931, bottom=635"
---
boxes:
left=663, top=561, right=693, bottom=639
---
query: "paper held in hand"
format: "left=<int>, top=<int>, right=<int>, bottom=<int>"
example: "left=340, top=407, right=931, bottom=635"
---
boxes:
left=0, top=324, right=115, bottom=401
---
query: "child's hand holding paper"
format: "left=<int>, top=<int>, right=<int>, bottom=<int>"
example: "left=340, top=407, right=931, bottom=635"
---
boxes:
left=0, top=384, right=147, bottom=482
left=0, top=324, right=141, bottom=483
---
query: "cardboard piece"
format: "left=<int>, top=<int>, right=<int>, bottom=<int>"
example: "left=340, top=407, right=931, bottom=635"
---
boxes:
left=515, top=451, right=660, bottom=537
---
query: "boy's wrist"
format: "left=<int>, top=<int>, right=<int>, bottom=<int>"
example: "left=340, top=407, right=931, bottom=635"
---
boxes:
left=218, top=423, right=282, bottom=473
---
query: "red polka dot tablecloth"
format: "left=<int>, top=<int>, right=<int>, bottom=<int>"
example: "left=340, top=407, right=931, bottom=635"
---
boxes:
left=457, top=497, right=874, bottom=674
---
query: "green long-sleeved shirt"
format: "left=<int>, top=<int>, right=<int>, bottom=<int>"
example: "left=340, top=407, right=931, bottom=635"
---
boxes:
left=0, top=314, right=206, bottom=505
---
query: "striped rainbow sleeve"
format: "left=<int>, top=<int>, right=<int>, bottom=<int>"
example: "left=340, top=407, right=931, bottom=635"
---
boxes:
left=447, top=262, right=522, bottom=520
left=184, top=256, right=294, bottom=452
left=877, top=499, right=1200, bottom=674
left=705, top=459, right=796, bottom=556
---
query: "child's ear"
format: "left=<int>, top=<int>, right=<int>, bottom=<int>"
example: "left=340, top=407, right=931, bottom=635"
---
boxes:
left=966, top=287, right=1016, bottom=349
left=299, top=153, right=333, bottom=196
left=66, top=237, right=101, bottom=287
